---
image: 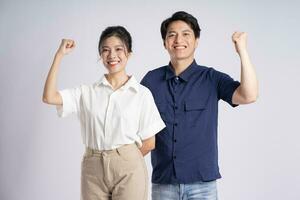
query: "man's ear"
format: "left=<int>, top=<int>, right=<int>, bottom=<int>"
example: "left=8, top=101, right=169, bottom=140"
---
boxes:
left=195, top=38, right=199, bottom=48
left=163, top=41, right=167, bottom=49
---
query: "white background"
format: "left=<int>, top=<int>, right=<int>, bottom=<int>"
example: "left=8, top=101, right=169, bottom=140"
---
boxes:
left=1, top=0, right=299, bottom=199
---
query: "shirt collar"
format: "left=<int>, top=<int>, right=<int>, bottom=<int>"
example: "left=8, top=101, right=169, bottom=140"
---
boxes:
left=165, top=60, right=199, bottom=82
left=97, top=75, right=139, bottom=92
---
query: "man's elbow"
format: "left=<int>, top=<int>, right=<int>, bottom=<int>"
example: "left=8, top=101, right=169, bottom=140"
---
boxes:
left=244, top=93, right=259, bottom=104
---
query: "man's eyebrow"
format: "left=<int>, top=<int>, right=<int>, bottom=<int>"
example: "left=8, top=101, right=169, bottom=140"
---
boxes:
left=167, top=29, right=192, bottom=33
left=167, top=30, right=176, bottom=33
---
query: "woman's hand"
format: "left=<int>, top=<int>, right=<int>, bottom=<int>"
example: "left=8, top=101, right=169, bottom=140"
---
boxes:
left=56, top=39, right=76, bottom=56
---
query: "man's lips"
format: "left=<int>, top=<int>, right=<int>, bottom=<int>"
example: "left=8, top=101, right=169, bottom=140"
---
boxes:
left=173, top=45, right=187, bottom=49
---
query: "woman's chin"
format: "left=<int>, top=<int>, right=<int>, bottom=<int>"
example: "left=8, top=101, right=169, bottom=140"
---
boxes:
left=107, top=69, right=122, bottom=74
left=106, top=66, right=126, bottom=74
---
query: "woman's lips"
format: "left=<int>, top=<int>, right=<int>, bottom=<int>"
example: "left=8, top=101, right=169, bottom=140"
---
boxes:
left=107, top=61, right=119, bottom=67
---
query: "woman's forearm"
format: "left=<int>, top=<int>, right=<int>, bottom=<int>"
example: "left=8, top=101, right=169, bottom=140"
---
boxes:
left=42, top=52, right=63, bottom=105
left=42, top=39, right=75, bottom=105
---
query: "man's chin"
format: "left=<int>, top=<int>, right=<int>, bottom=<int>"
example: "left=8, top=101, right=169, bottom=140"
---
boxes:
left=173, top=56, right=194, bottom=61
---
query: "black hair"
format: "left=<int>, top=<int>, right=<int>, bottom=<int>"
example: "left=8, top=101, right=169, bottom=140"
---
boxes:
left=160, top=11, right=201, bottom=41
left=98, top=26, right=132, bottom=55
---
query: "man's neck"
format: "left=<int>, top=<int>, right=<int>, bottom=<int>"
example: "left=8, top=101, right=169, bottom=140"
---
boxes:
left=170, top=57, right=194, bottom=76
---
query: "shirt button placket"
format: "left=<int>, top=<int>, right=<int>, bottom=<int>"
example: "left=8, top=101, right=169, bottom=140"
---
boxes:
left=172, top=77, right=179, bottom=178
left=104, top=92, right=114, bottom=149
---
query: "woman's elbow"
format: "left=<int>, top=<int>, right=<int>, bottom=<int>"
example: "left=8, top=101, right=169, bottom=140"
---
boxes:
left=42, top=93, right=54, bottom=104
left=42, top=92, right=61, bottom=105
left=145, top=139, right=156, bottom=151
left=42, top=95, right=49, bottom=104
left=149, top=142, right=156, bottom=151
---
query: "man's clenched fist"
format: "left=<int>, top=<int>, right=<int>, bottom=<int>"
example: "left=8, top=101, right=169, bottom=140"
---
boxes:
left=232, top=32, right=247, bottom=54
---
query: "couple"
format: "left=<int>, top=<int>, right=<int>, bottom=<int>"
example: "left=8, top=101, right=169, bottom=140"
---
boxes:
left=42, top=11, right=258, bottom=200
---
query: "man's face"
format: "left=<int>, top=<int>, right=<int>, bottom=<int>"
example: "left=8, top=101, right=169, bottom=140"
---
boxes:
left=164, top=20, right=199, bottom=62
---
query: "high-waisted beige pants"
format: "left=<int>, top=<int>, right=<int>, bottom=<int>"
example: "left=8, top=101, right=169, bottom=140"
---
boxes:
left=81, top=143, right=148, bottom=200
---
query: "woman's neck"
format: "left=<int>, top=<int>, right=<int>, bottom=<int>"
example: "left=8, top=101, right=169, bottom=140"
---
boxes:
left=105, top=70, right=129, bottom=91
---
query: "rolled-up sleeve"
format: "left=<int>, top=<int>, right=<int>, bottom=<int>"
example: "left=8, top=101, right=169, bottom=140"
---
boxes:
left=56, top=87, right=82, bottom=118
left=138, top=88, right=166, bottom=140
left=215, top=70, right=240, bottom=107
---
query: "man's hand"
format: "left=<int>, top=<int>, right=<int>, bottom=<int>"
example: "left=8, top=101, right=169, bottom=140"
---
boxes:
left=232, top=32, right=247, bottom=54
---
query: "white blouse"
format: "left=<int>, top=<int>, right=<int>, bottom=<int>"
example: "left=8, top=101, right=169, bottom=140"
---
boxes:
left=56, top=75, right=165, bottom=150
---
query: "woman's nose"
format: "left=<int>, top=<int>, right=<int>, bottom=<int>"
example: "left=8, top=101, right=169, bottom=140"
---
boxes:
left=108, top=50, right=117, bottom=59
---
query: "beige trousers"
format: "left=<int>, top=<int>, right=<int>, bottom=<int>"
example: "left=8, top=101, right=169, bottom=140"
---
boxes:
left=81, top=144, right=148, bottom=200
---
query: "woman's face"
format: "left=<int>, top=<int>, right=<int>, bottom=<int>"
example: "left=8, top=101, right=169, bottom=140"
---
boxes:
left=100, top=36, right=130, bottom=74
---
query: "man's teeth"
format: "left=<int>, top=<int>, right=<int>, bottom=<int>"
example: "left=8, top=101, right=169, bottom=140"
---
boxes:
left=174, top=46, right=186, bottom=49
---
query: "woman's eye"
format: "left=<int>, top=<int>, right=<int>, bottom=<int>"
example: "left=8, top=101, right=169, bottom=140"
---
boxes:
left=116, top=48, right=124, bottom=51
left=101, top=49, right=109, bottom=53
left=167, top=34, right=175, bottom=37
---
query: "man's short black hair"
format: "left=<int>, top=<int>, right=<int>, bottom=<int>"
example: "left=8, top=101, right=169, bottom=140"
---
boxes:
left=98, top=26, right=132, bottom=55
left=161, top=11, right=201, bottom=41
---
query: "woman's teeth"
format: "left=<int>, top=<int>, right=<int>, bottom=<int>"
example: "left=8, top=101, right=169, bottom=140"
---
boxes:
left=108, top=61, right=119, bottom=65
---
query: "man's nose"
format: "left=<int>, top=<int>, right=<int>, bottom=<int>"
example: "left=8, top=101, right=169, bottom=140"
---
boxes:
left=175, top=34, right=183, bottom=43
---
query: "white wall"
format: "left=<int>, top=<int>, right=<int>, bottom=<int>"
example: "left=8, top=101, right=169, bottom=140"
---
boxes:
left=1, top=0, right=299, bottom=199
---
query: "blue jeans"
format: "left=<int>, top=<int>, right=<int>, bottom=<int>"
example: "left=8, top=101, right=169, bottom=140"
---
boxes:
left=152, top=180, right=217, bottom=200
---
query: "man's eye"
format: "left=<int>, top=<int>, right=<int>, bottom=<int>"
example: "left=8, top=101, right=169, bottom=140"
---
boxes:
left=116, top=48, right=124, bottom=51
left=102, top=49, right=109, bottom=53
left=167, top=33, right=176, bottom=37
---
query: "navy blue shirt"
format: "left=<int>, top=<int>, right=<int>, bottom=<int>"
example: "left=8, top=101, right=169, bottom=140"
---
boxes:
left=141, top=60, right=240, bottom=184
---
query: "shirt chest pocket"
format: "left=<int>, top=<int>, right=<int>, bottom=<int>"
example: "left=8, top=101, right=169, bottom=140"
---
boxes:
left=184, top=100, right=207, bottom=127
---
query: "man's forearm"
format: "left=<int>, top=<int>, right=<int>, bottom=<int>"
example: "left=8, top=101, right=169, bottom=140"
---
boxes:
left=238, top=49, right=259, bottom=102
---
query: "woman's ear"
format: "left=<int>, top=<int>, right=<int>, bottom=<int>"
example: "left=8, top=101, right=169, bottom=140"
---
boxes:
left=127, top=52, right=132, bottom=58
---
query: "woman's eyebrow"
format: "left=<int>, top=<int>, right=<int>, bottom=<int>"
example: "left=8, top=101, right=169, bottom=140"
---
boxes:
left=102, top=45, right=124, bottom=48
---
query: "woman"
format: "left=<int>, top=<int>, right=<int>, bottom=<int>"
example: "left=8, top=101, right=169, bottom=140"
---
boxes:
left=42, top=26, right=165, bottom=200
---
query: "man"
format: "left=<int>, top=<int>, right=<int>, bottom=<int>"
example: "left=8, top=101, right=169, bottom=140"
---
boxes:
left=141, top=11, right=258, bottom=200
